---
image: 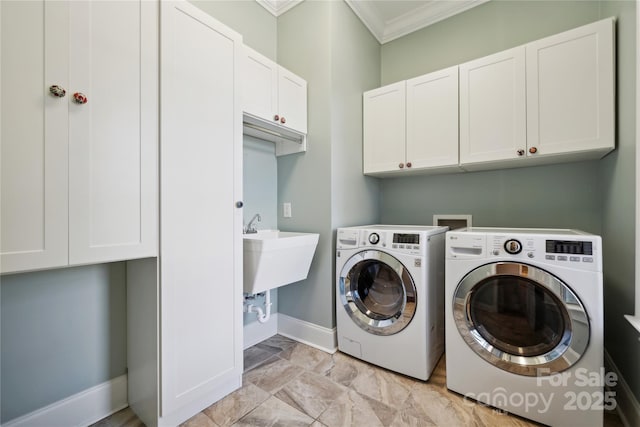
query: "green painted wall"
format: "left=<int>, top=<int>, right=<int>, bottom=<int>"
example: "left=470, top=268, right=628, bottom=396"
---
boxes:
left=276, top=0, right=380, bottom=328
left=190, top=0, right=277, bottom=60
left=379, top=0, right=638, bottom=403
left=1, top=264, right=127, bottom=422
left=600, top=0, right=639, bottom=404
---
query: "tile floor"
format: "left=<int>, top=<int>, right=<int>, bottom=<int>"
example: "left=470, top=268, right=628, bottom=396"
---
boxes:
left=94, top=335, right=624, bottom=427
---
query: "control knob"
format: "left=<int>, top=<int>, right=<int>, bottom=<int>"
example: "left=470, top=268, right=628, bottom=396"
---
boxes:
left=368, top=233, right=380, bottom=245
left=504, top=239, right=522, bottom=254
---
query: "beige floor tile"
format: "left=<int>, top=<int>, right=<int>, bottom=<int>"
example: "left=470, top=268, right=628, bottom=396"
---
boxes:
left=203, top=382, right=270, bottom=426
left=91, top=337, right=626, bottom=427
left=243, top=354, right=304, bottom=393
left=349, top=366, right=414, bottom=408
left=180, top=412, right=219, bottom=427
left=274, top=371, right=347, bottom=418
left=279, top=342, right=332, bottom=368
left=318, top=389, right=397, bottom=427
left=232, top=396, right=314, bottom=426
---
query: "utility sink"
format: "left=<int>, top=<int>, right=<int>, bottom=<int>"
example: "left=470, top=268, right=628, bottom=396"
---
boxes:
left=243, top=230, right=319, bottom=294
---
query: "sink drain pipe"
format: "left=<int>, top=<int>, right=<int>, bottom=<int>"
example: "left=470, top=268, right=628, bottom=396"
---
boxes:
left=244, top=291, right=272, bottom=323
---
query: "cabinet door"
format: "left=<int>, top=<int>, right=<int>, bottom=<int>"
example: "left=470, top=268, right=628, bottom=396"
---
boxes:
left=242, top=46, right=278, bottom=124
left=526, top=18, right=614, bottom=157
left=363, top=82, right=406, bottom=174
left=160, top=0, right=243, bottom=417
left=459, top=47, right=526, bottom=166
left=277, top=66, right=307, bottom=134
left=0, top=1, right=69, bottom=273
left=406, top=66, right=459, bottom=170
left=68, top=0, right=158, bottom=265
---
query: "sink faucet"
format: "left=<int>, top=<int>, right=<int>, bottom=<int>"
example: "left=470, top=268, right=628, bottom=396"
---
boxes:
left=245, top=213, right=261, bottom=234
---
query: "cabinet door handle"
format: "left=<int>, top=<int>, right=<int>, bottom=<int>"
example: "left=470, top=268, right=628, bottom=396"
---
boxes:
left=49, top=85, right=66, bottom=98
left=280, top=116, right=286, bottom=124
left=406, top=162, right=412, bottom=168
left=235, top=201, right=244, bottom=208
left=517, top=149, right=525, bottom=156
left=274, top=114, right=280, bottom=122
left=72, top=92, right=88, bottom=104
left=398, top=163, right=404, bottom=169
left=529, top=147, right=538, bottom=154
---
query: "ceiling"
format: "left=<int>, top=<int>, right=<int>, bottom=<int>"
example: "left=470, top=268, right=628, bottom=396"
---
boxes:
left=257, top=0, right=489, bottom=44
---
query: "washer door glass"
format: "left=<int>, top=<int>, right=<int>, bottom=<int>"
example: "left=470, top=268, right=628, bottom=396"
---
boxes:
left=339, top=250, right=416, bottom=335
left=453, top=262, right=590, bottom=376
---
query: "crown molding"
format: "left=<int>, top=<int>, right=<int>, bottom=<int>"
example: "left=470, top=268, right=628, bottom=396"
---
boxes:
left=256, top=0, right=302, bottom=17
left=346, top=0, right=489, bottom=45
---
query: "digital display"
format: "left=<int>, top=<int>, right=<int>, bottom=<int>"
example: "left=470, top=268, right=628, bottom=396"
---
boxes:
left=393, top=233, right=420, bottom=244
left=545, top=240, right=592, bottom=255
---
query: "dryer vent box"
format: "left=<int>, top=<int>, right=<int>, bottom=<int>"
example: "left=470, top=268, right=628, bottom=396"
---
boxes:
left=433, top=214, right=472, bottom=230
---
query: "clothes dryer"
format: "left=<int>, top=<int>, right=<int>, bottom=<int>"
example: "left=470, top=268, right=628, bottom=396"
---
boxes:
left=446, top=228, right=605, bottom=426
left=336, top=225, right=447, bottom=380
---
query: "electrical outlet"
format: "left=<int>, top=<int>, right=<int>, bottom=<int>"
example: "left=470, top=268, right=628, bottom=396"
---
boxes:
left=283, top=202, right=292, bottom=218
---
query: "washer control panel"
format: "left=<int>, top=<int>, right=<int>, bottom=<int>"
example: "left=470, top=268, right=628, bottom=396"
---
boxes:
left=447, top=229, right=602, bottom=272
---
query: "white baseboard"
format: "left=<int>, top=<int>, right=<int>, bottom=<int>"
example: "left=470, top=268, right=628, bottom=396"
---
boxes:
left=277, top=313, right=338, bottom=354
left=244, top=313, right=279, bottom=349
left=2, top=374, right=128, bottom=427
left=604, top=349, right=640, bottom=427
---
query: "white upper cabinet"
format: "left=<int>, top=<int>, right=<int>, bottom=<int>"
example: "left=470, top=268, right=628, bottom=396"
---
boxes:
left=1, top=1, right=69, bottom=273
left=243, top=46, right=307, bottom=134
left=460, top=18, right=614, bottom=171
left=68, top=0, right=158, bottom=265
left=406, top=66, right=459, bottom=170
left=363, top=81, right=406, bottom=174
left=364, top=18, right=615, bottom=176
left=459, top=47, right=527, bottom=167
left=0, top=0, right=158, bottom=274
left=526, top=18, right=614, bottom=158
left=364, top=66, right=459, bottom=176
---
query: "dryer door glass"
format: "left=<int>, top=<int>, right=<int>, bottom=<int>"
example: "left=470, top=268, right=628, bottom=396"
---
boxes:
left=453, top=262, right=590, bottom=376
left=339, top=250, right=416, bottom=335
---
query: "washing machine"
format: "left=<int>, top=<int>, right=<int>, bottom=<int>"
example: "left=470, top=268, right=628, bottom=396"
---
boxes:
left=336, top=225, right=447, bottom=380
left=446, top=228, right=605, bottom=427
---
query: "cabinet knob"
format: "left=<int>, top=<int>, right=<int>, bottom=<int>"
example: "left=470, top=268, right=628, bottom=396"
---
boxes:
left=529, top=147, right=538, bottom=154
left=406, top=162, right=412, bottom=168
left=274, top=114, right=280, bottom=122
left=72, top=92, right=88, bottom=104
left=49, top=85, right=66, bottom=98
left=280, top=116, right=286, bottom=124
left=235, top=201, right=244, bottom=208
left=517, top=149, right=525, bottom=156
left=398, top=163, right=404, bottom=169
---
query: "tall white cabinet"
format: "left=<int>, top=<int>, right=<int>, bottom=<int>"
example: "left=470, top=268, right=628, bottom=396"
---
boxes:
left=127, top=2, right=243, bottom=426
left=0, top=0, right=158, bottom=274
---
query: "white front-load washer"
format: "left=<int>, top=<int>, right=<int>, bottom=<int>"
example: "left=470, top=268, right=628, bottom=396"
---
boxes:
left=336, top=225, right=447, bottom=380
left=446, top=228, right=605, bottom=427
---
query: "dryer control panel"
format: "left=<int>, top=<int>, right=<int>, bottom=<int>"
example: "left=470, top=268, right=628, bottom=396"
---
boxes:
left=336, top=228, right=424, bottom=255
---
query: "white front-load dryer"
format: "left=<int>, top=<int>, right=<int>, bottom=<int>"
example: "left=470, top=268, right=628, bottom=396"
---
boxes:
left=336, top=225, right=447, bottom=380
left=445, top=228, right=605, bottom=427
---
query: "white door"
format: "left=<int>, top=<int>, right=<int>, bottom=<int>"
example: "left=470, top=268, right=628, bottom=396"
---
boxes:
left=526, top=18, right=614, bottom=157
left=160, top=0, right=243, bottom=416
left=459, top=47, right=526, bottom=166
left=242, top=46, right=278, bottom=124
left=277, top=66, right=307, bottom=134
left=0, top=1, right=69, bottom=273
left=406, top=66, right=459, bottom=170
left=68, top=0, right=158, bottom=265
left=363, top=81, right=406, bottom=174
